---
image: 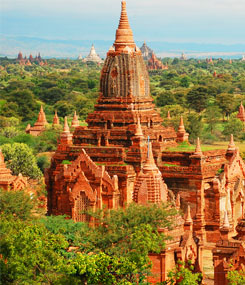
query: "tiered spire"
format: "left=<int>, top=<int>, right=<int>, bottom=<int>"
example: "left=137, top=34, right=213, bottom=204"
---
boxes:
left=63, top=117, right=70, bottom=133
left=135, top=117, right=143, bottom=137
left=176, top=116, right=189, bottom=142
left=222, top=211, right=230, bottom=229
left=133, top=138, right=168, bottom=204
left=52, top=111, right=60, bottom=126
left=142, top=139, right=158, bottom=173
left=167, top=111, right=171, bottom=120
left=194, top=137, right=203, bottom=156
left=37, top=106, right=48, bottom=125
left=237, top=102, right=245, bottom=122
left=178, top=116, right=185, bottom=133
left=227, top=134, right=236, bottom=152
left=185, top=205, right=193, bottom=224
left=114, top=1, right=136, bottom=52
left=71, top=111, right=80, bottom=128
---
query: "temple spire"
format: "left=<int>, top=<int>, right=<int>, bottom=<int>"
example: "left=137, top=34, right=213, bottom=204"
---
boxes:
left=186, top=205, right=193, bottom=223
left=71, top=111, right=80, bottom=128
left=167, top=111, right=171, bottom=120
left=227, top=134, right=236, bottom=152
left=114, top=1, right=135, bottom=52
left=178, top=116, right=185, bottom=133
left=63, top=117, right=70, bottom=133
left=222, top=211, right=230, bottom=229
left=135, top=117, right=143, bottom=137
left=194, top=137, right=203, bottom=156
left=143, top=138, right=158, bottom=172
left=53, top=110, right=60, bottom=126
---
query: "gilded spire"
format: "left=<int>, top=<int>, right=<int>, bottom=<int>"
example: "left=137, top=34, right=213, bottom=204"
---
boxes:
left=114, top=1, right=135, bottom=52
left=227, top=134, right=236, bottom=151
left=194, top=137, right=203, bottom=156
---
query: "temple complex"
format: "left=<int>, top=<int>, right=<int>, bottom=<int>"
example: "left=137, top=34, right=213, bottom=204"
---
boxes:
left=46, top=1, right=245, bottom=283
left=83, top=44, right=103, bottom=64
left=26, top=106, right=48, bottom=136
left=148, top=53, right=168, bottom=70
left=140, top=41, right=154, bottom=60
left=0, top=149, right=27, bottom=191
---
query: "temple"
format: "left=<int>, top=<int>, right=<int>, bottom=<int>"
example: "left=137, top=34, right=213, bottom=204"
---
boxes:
left=46, top=1, right=245, bottom=283
left=0, top=149, right=27, bottom=191
left=83, top=44, right=103, bottom=64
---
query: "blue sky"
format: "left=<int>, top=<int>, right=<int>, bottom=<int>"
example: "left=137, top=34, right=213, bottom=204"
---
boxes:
left=1, top=0, right=245, bottom=45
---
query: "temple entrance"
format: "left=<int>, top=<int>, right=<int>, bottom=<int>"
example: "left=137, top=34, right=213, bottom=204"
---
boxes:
left=101, top=135, right=106, bottom=146
left=74, top=192, right=90, bottom=222
left=159, top=135, right=163, bottom=142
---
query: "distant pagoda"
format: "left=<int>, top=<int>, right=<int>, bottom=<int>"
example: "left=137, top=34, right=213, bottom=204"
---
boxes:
left=140, top=41, right=154, bottom=60
left=83, top=44, right=103, bottom=64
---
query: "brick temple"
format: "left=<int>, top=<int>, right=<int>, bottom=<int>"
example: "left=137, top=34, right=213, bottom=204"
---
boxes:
left=46, top=1, right=244, bottom=282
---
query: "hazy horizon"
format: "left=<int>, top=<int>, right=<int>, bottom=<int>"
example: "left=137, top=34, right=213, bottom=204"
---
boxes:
left=1, top=0, right=245, bottom=58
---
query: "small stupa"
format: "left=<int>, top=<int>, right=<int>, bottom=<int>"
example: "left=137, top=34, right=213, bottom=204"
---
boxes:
left=26, top=106, right=48, bottom=136
left=133, top=138, right=168, bottom=204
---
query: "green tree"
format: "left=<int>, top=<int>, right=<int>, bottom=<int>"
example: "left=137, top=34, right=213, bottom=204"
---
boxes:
left=222, top=117, right=244, bottom=140
left=186, top=113, right=204, bottom=143
left=187, top=87, right=209, bottom=112
left=205, top=105, right=222, bottom=134
left=0, top=188, right=34, bottom=220
left=76, top=203, right=177, bottom=281
left=163, top=260, right=202, bottom=285
left=227, top=269, right=245, bottom=285
left=0, top=217, right=68, bottom=284
left=216, top=93, right=236, bottom=120
left=1, top=143, right=42, bottom=179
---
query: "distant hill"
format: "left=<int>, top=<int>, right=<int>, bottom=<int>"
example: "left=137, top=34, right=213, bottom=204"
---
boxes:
left=0, top=34, right=244, bottom=59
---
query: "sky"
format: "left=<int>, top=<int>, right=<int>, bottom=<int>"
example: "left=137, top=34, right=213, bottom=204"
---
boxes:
left=1, top=0, right=245, bottom=45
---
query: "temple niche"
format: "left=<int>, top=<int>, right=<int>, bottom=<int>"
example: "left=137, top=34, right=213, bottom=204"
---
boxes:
left=45, top=1, right=245, bottom=283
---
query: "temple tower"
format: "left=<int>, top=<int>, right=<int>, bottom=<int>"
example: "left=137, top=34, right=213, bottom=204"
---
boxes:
left=78, top=1, right=176, bottom=147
